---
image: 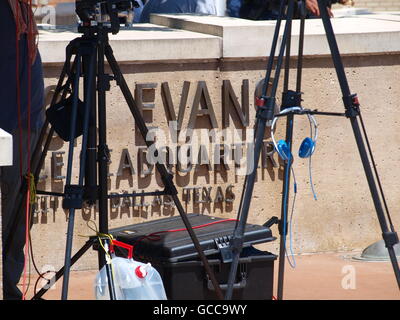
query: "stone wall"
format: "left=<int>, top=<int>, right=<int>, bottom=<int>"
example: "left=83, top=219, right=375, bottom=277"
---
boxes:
left=29, top=14, right=400, bottom=272
left=32, top=53, right=400, bottom=272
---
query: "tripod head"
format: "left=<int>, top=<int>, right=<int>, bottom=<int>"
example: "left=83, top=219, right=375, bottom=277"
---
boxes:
left=76, top=0, right=139, bottom=34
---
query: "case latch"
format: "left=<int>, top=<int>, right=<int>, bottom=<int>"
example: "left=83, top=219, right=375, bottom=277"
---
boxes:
left=214, top=236, right=233, bottom=263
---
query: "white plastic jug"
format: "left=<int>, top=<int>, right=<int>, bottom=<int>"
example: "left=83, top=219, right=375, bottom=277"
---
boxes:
left=95, top=264, right=124, bottom=300
left=95, top=257, right=167, bottom=300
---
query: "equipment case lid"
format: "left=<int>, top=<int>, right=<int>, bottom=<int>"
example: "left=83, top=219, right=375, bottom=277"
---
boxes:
left=109, top=214, right=276, bottom=263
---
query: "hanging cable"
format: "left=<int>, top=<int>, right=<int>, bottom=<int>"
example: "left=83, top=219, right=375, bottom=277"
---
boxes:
left=285, top=167, right=297, bottom=268
left=307, top=114, right=318, bottom=201
left=29, top=217, right=56, bottom=296
left=281, top=142, right=297, bottom=269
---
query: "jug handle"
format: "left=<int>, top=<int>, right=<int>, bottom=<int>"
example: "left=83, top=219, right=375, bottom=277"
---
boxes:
left=110, top=240, right=133, bottom=259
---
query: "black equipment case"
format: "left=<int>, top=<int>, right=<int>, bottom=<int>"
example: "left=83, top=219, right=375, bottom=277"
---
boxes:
left=109, top=214, right=277, bottom=300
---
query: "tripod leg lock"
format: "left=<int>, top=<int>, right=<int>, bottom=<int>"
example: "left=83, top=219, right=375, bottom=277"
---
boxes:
left=97, top=74, right=113, bottom=92
left=383, top=231, right=400, bottom=248
left=256, top=96, right=276, bottom=121
left=62, top=184, right=84, bottom=209
left=343, top=94, right=360, bottom=118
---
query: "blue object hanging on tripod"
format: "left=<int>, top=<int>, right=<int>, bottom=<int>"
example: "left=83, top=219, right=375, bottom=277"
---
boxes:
left=271, top=106, right=318, bottom=200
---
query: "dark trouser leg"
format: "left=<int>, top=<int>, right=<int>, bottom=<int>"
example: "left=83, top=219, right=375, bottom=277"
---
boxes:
left=1, top=127, right=41, bottom=300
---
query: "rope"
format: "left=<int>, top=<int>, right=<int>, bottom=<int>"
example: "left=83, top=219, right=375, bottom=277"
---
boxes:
left=27, top=173, right=36, bottom=205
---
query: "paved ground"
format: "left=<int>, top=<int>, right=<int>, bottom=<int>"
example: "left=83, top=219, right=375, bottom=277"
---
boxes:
left=24, top=252, right=400, bottom=300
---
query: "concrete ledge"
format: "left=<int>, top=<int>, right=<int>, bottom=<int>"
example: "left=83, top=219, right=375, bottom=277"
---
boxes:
left=38, top=24, right=221, bottom=64
left=289, top=17, right=400, bottom=56
left=0, top=129, right=12, bottom=166
left=150, top=14, right=277, bottom=58
left=151, top=14, right=400, bottom=57
left=38, top=13, right=400, bottom=64
left=331, top=7, right=372, bottom=17
left=356, top=12, right=400, bottom=22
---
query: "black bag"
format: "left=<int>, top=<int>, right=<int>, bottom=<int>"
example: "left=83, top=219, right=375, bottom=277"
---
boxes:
left=46, top=96, right=86, bottom=142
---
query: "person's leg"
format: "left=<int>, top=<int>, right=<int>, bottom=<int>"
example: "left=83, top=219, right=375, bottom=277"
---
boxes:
left=2, top=127, right=41, bottom=300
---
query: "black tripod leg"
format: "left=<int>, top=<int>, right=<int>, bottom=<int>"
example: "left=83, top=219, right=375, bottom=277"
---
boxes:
left=84, top=45, right=98, bottom=208
left=261, top=0, right=289, bottom=96
left=276, top=1, right=306, bottom=300
left=225, top=0, right=297, bottom=300
left=97, top=29, right=110, bottom=270
left=276, top=115, right=294, bottom=300
left=235, top=0, right=288, bottom=230
left=100, top=239, right=117, bottom=300
left=61, top=44, right=101, bottom=299
left=104, top=45, right=224, bottom=300
left=295, top=5, right=306, bottom=95
left=30, top=56, right=77, bottom=188
left=276, top=6, right=295, bottom=301
left=60, top=52, right=83, bottom=300
left=33, top=51, right=77, bottom=177
left=32, top=238, right=95, bottom=299
left=317, top=0, right=400, bottom=289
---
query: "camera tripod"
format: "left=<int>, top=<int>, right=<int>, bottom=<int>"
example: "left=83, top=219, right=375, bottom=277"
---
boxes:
left=6, top=23, right=224, bottom=300
left=224, top=0, right=400, bottom=300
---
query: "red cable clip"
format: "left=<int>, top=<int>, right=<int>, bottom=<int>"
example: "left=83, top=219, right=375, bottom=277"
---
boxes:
left=352, top=95, right=360, bottom=106
left=255, top=96, right=266, bottom=107
left=109, top=239, right=133, bottom=259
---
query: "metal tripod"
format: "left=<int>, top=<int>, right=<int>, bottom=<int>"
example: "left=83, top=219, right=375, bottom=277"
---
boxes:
left=20, top=24, right=223, bottom=300
left=225, top=0, right=400, bottom=300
